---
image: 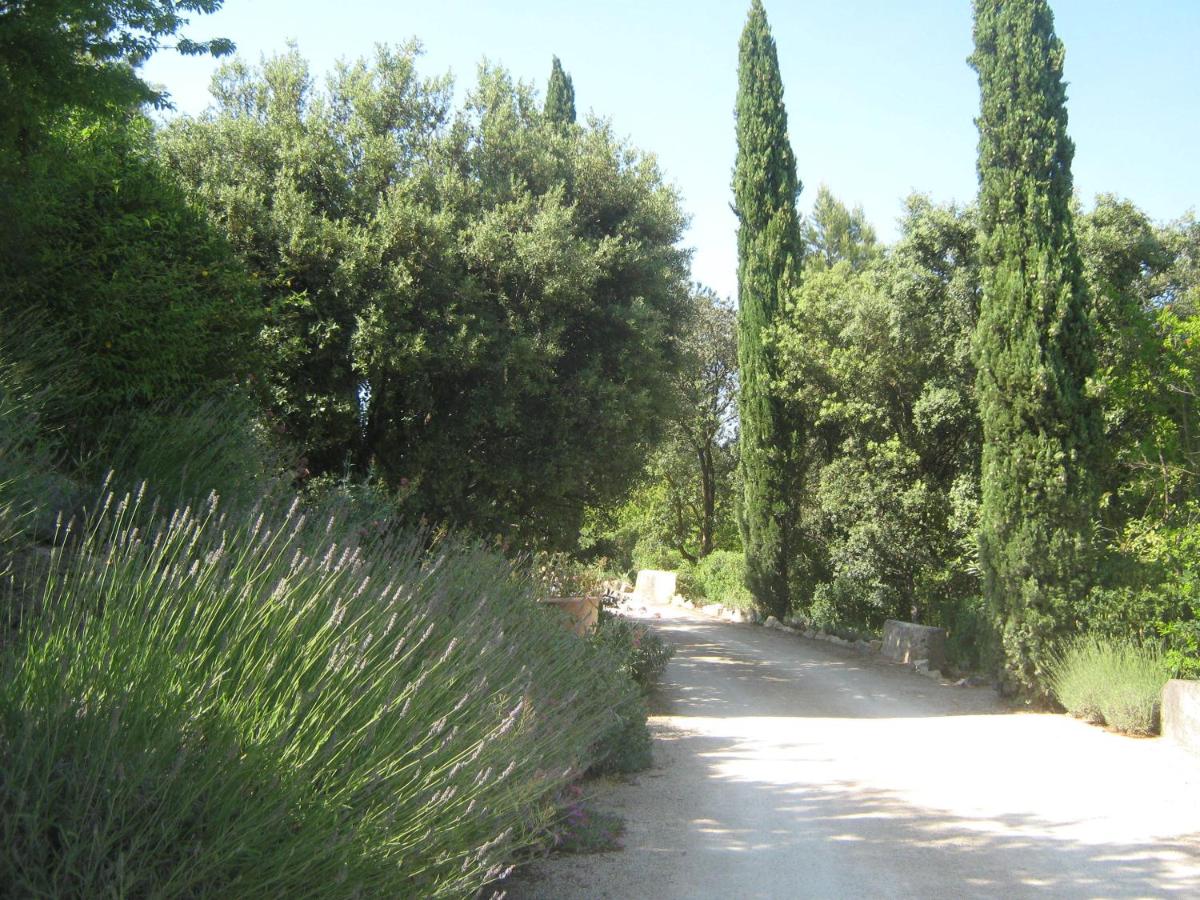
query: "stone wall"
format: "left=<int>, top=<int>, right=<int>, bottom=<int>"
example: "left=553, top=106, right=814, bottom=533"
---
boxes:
left=1162, top=679, right=1200, bottom=756
left=881, top=620, right=946, bottom=671
left=633, top=570, right=677, bottom=606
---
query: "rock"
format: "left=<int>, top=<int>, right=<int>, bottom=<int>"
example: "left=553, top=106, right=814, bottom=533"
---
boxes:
left=780, top=625, right=797, bottom=635
left=1162, top=680, right=1200, bottom=756
left=913, top=659, right=943, bottom=680
left=868, top=640, right=882, bottom=653
left=803, top=630, right=816, bottom=640
left=764, top=615, right=781, bottom=630
left=633, top=570, right=677, bottom=606
left=855, top=640, right=872, bottom=654
left=882, top=620, right=947, bottom=670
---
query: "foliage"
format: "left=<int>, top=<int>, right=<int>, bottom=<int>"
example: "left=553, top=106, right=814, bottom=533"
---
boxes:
left=971, top=0, right=1101, bottom=698
left=1081, top=207, right=1200, bottom=678
left=674, top=550, right=755, bottom=614
left=1048, top=635, right=1173, bottom=735
left=552, top=802, right=624, bottom=854
left=544, top=55, right=576, bottom=126
left=672, top=288, right=741, bottom=559
left=93, top=392, right=289, bottom=513
left=532, top=551, right=606, bottom=600
left=803, top=185, right=881, bottom=273
left=0, top=489, right=648, bottom=897
left=734, top=0, right=805, bottom=618
left=0, top=328, right=77, bottom=554
left=774, top=196, right=984, bottom=662
left=550, top=784, right=623, bottom=854
left=587, top=286, right=740, bottom=573
left=0, top=112, right=260, bottom=454
left=631, top=537, right=686, bottom=574
left=591, top=615, right=674, bottom=693
left=0, top=0, right=233, bottom=150
left=162, top=46, right=689, bottom=550
left=587, top=701, right=653, bottom=777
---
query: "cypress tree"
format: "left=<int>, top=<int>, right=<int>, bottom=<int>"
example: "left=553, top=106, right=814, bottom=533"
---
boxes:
left=733, top=0, right=804, bottom=618
left=545, top=56, right=576, bottom=125
left=970, top=0, right=1100, bottom=697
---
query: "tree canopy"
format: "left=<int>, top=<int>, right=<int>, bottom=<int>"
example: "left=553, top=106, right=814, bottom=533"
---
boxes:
left=162, top=46, right=690, bottom=549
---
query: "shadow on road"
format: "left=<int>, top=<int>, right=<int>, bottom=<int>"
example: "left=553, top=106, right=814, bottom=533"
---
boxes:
left=509, top=607, right=1200, bottom=899
left=647, top=613, right=1004, bottom=720
left=648, top=723, right=1200, bottom=897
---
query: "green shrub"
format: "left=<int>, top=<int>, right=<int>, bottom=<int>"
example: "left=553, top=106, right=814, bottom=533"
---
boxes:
left=588, top=695, right=653, bottom=776
left=93, top=393, right=288, bottom=513
left=585, top=612, right=671, bottom=776
left=632, top=537, right=685, bottom=573
left=1048, top=635, right=1173, bottom=735
left=0, top=322, right=79, bottom=551
left=0, top=490, right=645, bottom=897
left=591, top=616, right=674, bottom=693
left=694, top=550, right=754, bottom=612
left=0, top=114, right=260, bottom=455
left=675, top=558, right=701, bottom=599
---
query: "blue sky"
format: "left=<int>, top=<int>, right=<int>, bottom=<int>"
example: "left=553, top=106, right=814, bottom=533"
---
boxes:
left=144, top=0, right=1200, bottom=302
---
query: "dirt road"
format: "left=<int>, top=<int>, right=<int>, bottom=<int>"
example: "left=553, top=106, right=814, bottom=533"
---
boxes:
left=511, top=602, right=1200, bottom=899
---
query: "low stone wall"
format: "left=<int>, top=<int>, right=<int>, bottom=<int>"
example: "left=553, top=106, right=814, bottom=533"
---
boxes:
left=1162, top=679, right=1200, bottom=756
left=881, top=620, right=946, bottom=671
left=633, top=570, right=677, bottom=606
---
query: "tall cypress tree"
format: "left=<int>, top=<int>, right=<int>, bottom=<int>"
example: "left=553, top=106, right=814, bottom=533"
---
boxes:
left=734, top=0, right=804, bottom=618
left=545, top=56, right=576, bottom=125
left=970, top=0, right=1100, bottom=697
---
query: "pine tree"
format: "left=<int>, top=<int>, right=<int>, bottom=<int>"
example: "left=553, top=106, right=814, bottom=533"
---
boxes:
left=733, top=0, right=804, bottom=618
left=970, top=0, right=1100, bottom=697
left=545, top=56, right=576, bottom=125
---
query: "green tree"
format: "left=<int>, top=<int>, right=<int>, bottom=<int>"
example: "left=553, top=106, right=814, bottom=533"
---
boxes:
left=601, top=286, right=740, bottom=568
left=733, top=0, right=804, bottom=618
left=0, top=111, right=259, bottom=454
left=676, top=288, right=740, bottom=559
left=162, top=45, right=451, bottom=477
left=544, top=55, right=575, bottom=125
left=970, top=0, right=1101, bottom=697
left=0, top=2, right=248, bottom=451
left=776, top=196, right=984, bottom=657
left=164, top=48, right=689, bottom=550
left=803, top=185, right=880, bottom=273
left=0, top=0, right=232, bottom=151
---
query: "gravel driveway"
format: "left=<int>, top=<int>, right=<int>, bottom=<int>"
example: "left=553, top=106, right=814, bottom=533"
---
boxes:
left=509, top=602, right=1200, bottom=899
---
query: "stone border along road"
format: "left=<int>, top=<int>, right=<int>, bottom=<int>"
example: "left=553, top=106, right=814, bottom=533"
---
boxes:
left=508, top=598, right=1200, bottom=899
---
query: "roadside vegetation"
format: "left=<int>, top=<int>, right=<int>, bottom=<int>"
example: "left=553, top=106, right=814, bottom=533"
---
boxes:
left=0, top=2, right=675, bottom=896
left=1049, top=637, right=1173, bottom=735
left=0, top=0, right=1196, bottom=894
left=595, top=0, right=1197, bottom=719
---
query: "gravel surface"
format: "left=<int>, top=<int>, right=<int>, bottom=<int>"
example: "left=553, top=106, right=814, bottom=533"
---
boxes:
left=507, top=601, right=1200, bottom=899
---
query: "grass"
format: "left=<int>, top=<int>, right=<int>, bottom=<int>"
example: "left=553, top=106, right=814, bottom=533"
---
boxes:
left=1048, top=635, right=1174, bottom=735
left=0, top=487, right=649, bottom=897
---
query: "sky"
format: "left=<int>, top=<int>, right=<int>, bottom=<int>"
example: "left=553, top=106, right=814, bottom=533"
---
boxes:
left=143, top=0, right=1200, bottom=303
